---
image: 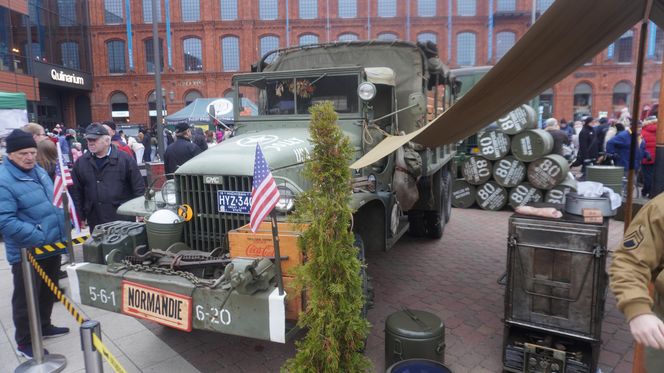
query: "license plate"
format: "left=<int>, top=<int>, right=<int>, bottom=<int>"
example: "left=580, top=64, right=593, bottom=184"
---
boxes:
left=217, top=191, right=251, bottom=214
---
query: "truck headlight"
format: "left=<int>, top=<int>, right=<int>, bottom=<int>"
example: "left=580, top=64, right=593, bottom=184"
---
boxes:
left=161, top=180, right=177, bottom=205
left=275, top=186, right=295, bottom=213
left=358, top=82, right=376, bottom=101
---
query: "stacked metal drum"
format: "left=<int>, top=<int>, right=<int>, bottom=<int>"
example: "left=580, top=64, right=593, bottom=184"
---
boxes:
left=452, top=105, right=577, bottom=211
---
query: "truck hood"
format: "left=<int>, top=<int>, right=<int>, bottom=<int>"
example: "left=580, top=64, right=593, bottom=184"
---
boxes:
left=176, top=128, right=325, bottom=176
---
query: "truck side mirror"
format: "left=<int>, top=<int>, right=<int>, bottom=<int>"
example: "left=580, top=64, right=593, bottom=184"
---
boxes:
left=408, top=92, right=426, bottom=116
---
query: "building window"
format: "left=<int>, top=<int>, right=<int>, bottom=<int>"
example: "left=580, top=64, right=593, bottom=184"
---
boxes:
left=259, top=0, right=278, bottom=20
left=104, top=0, right=124, bottom=24
left=495, top=31, right=515, bottom=61
left=61, top=42, right=80, bottom=69
left=184, top=90, right=203, bottom=105
left=299, top=0, right=317, bottom=19
left=652, top=81, right=660, bottom=101
left=181, top=0, right=200, bottom=22
left=110, top=92, right=129, bottom=120
left=107, top=40, right=126, bottom=73
left=573, top=83, right=592, bottom=120
left=299, top=34, right=319, bottom=46
left=183, top=38, right=203, bottom=71
left=222, top=36, right=240, bottom=71
left=220, top=0, right=238, bottom=20
left=145, top=38, right=164, bottom=73
left=417, top=0, right=436, bottom=17
left=536, top=0, right=554, bottom=13
left=615, top=30, right=633, bottom=63
left=539, top=88, right=554, bottom=121
left=457, top=0, right=476, bottom=16
left=496, top=0, right=516, bottom=12
left=338, top=0, right=357, bottom=18
left=655, top=27, right=664, bottom=62
left=417, top=32, right=437, bottom=44
left=143, top=0, right=162, bottom=23
left=338, top=33, right=358, bottom=42
left=260, top=35, right=279, bottom=62
left=612, top=81, right=632, bottom=115
left=377, top=32, right=398, bottom=41
left=456, top=32, right=476, bottom=66
left=58, top=0, right=76, bottom=26
left=377, top=0, right=397, bottom=17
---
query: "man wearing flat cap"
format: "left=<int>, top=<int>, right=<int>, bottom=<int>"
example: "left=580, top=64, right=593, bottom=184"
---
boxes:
left=0, top=129, right=70, bottom=358
left=70, top=123, right=144, bottom=231
left=163, top=122, right=201, bottom=178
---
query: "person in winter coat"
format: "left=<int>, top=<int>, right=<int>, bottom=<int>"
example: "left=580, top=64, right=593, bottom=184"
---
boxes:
left=641, top=117, right=658, bottom=198
left=0, top=129, right=70, bottom=358
left=572, top=116, right=600, bottom=179
left=164, top=122, right=202, bottom=178
left=140, top=129, right=152, bottom=163
left=606, top=123, right=649, bottom=175
left=102, top=121, right=134, bottom=159
left=70, top=123, right=145, bottom=232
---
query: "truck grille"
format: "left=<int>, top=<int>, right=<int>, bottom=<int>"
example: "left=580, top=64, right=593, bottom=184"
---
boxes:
left=176, top=174, right=252, bottom=252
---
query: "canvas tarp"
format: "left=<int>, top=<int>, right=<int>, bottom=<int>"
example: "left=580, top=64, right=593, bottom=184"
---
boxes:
left=165, top=98, right=257, bottom=125
left=351, top=0, right=663, bottom=169
left=0, top=92, right=28, bottom=136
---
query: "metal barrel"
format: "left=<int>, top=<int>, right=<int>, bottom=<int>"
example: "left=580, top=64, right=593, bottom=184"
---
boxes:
left=511, top=129, right=554, bottom=162
left=475, top=181, right=508, bottom=211
left=461, top=156, right=493, bottom=185
left=452, top=179, right=476, bottom=208
left=496, top=104, right=537, bottom=135
left=586, top=165, right=624, bottom=194
left=545, top=173, right=578, bottom=205
left=527, top=154, right=570, bottom=190
left=508, top=182, right=543, bottom=208
left=477, top=130, right=511, bottom=160
left=492, top=156, right=526, bottom=188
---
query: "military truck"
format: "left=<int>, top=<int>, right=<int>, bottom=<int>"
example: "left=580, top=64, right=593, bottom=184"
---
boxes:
left=66, top=41, right=459, bottom=342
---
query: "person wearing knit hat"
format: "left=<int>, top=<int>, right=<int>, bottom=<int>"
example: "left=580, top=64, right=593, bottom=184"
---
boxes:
left=0, top=129, right=70, bottom=359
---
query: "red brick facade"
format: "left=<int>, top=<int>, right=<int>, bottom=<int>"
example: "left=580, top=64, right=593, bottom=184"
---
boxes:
left=88, top=0, right=664, bottom=125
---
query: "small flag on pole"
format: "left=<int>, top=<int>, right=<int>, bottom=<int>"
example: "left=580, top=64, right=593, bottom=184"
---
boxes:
left=250, top=144, right=280, bottom=233
left=53, top=141, right=81, bottom=232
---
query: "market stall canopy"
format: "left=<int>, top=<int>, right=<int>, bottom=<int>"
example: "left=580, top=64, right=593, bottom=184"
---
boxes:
left=351, top=0, right=663, bottom=169
left=164, top=97, right=257, bottom=125
left=0, top=92, right=28, bottom=136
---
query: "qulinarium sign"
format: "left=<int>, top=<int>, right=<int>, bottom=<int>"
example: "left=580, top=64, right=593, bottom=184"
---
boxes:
left=50, top=69, right=85, bottom=86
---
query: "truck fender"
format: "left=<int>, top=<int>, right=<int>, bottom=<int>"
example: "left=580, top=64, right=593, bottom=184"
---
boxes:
left=351, top=192, right=389, bottom=252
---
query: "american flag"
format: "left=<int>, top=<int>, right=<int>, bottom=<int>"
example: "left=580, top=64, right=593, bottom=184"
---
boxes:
left=53, top=141, right=80, bottom=232
left=250, top=144, right=280, bottom=233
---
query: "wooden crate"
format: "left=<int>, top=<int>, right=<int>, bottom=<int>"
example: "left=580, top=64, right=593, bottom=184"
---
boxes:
left=228, top=222, right=306, bottom=276
left=283, top=276, right=304, bottom=321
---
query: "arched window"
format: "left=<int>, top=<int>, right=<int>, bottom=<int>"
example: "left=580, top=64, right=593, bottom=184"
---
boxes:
left=457, top=0, right=476, bottom=16
left=144, top=38, right=164, bottom=73
left=539, top=88, right=554, bottom=121
left=655, top=27, right=664, bottom=62
left=338, top=33, right=358, bottom=42
left=573, top=83, right=593, bottom=119
left=104, top=0, right=124, bottom=24
left=616, top=30, right=634, bottom=63
left=496, top=0, right=516, bottom=12
left=299, top=34, right=319, bottom=46
left=299, top=0, right=317, bottom=19
left=536, top=0, right=554, bottom=13
left=220, top=0, right=238, bottom=20
left=260, top=35, right=280, bottom=63
left=417, top=0, right=436, bottom=17
left=60, top=42, right=80, bottom=69
left=456, top=32, right=476, bottom=66
left=110, top=91, right=129, bottom=120
left=181, top=0, right=200, bottom=22
left=107, top=40, right=126, bottom=74
left=495, top=31, right=516, bottom=61
left=377, top=0, right=396, bottom=17
left=183, top=38, right=203, bottom=71
left=612, top=81, right=632, bottom=115
left=142, top=0, right=161, bottom=23
left=222, top=36, right=240, bottom=71
left=377, top=32, right=398, bottom=41
left=417, top=32, right=437, bottom=44
left=259, top=0, right=278, bottom=20
left=184, top=90, right=203, bottom=105
left=58, top=0, right=76, bottom=26
left=653, top=81, right=661, bottom=101
left=338, top=0, right=357, bottom=18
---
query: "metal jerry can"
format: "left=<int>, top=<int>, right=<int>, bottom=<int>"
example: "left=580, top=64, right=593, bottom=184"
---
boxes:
left=384, top=309, right=445, bottom=368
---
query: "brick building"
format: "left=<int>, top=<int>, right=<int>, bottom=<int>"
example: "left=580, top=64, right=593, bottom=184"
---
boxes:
left=88, top=0, right=664, bottom=126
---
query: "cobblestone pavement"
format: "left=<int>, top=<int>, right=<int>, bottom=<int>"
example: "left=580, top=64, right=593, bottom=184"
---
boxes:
left=141, top=207, right=633, bottom=373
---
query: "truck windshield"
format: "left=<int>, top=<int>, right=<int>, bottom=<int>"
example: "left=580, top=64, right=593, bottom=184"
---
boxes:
left=238, top=75, right=360, bottom=116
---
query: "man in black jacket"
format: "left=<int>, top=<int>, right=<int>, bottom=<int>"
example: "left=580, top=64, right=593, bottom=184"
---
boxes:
left=70, top=123, right=145, bottom=231
left=164, top=122, right=201, bottom=178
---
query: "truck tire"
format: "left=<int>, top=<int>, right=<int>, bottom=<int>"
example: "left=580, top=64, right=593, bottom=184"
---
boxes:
left=408, top=212, right=426, bottom=237
left=423, top=168, right=447, bottom=239
left=443, top=164, right=453, bottom=223
left=354, top=235, right=374, bottom=319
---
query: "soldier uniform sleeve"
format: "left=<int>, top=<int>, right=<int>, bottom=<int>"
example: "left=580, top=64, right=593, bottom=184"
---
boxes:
left=609, top=198, right=664, bottom=322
